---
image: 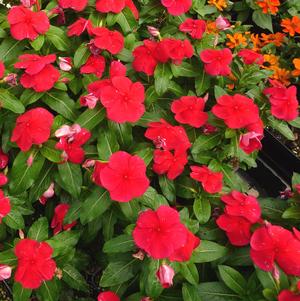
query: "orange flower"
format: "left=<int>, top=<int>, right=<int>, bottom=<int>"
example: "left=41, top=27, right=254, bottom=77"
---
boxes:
left=262, top=54, right=279, bottom=69
left=281, top=16, right=300, bottom=36
left=256, top=0, right=280, bottom=15
left=260, top=32, right=286, bottom=46
left=206, top=21, right=218, bottom=34
left=207, top=0, right=228, bottom=11
left=226, top=33, right=247, bottom=48
left=271, top=67, right=290, bottom=86
left=292, top=58, right=300, bottom=77
left=250, top=34, right=263, bottom=52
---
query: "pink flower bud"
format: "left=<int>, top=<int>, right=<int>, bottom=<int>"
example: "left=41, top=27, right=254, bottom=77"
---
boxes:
left=203, top=123, right=218, bottom=135
left=272, top=265, right=280, bottom=282
left=3, top=73, right=17, bottom=86
left=27, top=154, right=34, bottom=167
left=43, top=183, right=55, bottom=199
left=80, top=93, right=98, bottom=109
left=18, top=229, right=25, bottom=239
left=82, top=159, right=95, bottom=168
left=156, top=264, right=175, bottom=288
left=71, top=124, right=82, bottom=134
left=59, top=57, right=72, bottom=72
left=55, top=125, right=73, bottom=138
left=20, top=0, right=36, bottom=8
left=132, top=250, right=145, bottom=260
left=147, top=26, right=160, bottom=37
left=0, top=173, right=8, bottom=186
left=215, top=15, right=231, bottom=30
left=239, top=132, right=263, bottom=154
left=0, top=265, right=11, bottom=281
left=0, top=150, right=8, bottom=169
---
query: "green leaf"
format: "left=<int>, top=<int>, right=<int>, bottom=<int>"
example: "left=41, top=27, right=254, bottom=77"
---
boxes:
left=13, top=282, right=32, bottom=301
left=175, top=176, right=197, bottom=199
left=218, top=265, right=247, bottom=295
left=282, top=206, right=300, bottom=219
left=3, top=208, right=25, bottom=229
left=252, top=10, right=273, bottom=32
left=179, top=262, right=199, bottom=285
left=214, top=86, right=227, bottom=99
left=119, top=200, right=140, bottom=221
left=268, top=116, right=295, bottom=140
left=0, top=249, right=17, bottom=266
left=191, top=240, right=228, bottom=263
left=100, top=260, right=136, bottom=287
left=62, top=264, right=89, bottom=292
left=193, top=196, right=211, bottom=224
left=171, top=62, right=199, bottom=77
left=136, top=187, right=168, bottom=209
left=198, top=282, right=240, bottom=300
left=28, top=217, right=49, bottom=241
left=182, top=283, right=199, bottom=301
left=64, top=201, right=82, bottom=224
left=192, top=133, right=222, bottom=154
left=46, top=25, right=70, bottom=51
left=75, top=106, right=106, bottom=130
left=20, top=89, right=44, bottom=107
left=159, top=175, right=176, bottom=201
left=142, top=259, right=163, bottom=298
left=97, top=127, right=119, bottom=160
left=74, top=43, right=90, bottom=68
left=37, top=280, right=59, bottom=301
left=108, top=122, right=133, bottom=148
left=259, top=198, right=287, bottom=220
left=58, top=162, right=82, bottom=198
left=44, top=91, right=77, bottom=121
left=154, top=63, right=172, bottom=96
left=103, top=234, right=135, bottom=253
left=80, top=187, right=111, bottom=224
left=0, top=38, right=26, bottom=64
left=30, top=35, right=45, bottom=51
left=195, top=70, right=211, bottom=95
left=116, top=8, right=137, bottom=34
left=292, top=172, right=300, bottom=187
left=0, top=88, right=25, bottom=113
left=40, top=140, right=62, bottom=163
left=289, top=117, right=300, bottom=129
left=256, top=269, right=279, bottom=293
left=9, top=151, right=45, bottom=195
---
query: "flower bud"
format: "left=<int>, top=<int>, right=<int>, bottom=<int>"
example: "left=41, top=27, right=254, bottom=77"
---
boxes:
left=0, top=150, right=8, bottom=169
left=59, top=57, right=72, bottom=72
left=43, top=183, right=55, bottom=199
left=3, top=73, right=17, bottom=86
left=156, top=264, right=175, bottom=288
left=0, top=173, right=8, bottom=186
left=55, top=125, right=73, bottom=138
left=20, top=0, right=36, bottom=8
left=26, top=154, right=34, bottom=167
left=215, top=15, right=231, bottom=30
left=0, top=265, right=12, bottom=281
left=80, top=93, right=98, bottom=109
left=147, top=26, right=160, bottom=37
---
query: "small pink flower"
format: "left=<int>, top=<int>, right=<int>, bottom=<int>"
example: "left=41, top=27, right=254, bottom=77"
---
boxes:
left=147, top=26, right=160, bottom=37
left=59, top=57, right=72, bottom=72
left=80, top=93, right=98, bottom=109
left=43, top=183, right=55, bottom=199
left=27, top=154, right=34, bottom=167
left=0, top=173, right=8, bottom=186
left=55, top=124, right=81, bottom=139
left=156, top=264, right=175, bottom=288
left=82, top=159, right=96, bottom=168
left=215, top=15, right=231, bottom=30
left=0, top=265, right=12, bottom=281
left=20, top=0, right=36, bottom=8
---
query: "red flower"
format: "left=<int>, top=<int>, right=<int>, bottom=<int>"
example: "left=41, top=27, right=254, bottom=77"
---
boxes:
left=11, top=108, right=54, bottom=152
left=250, top=224, right=300, bottom=276
left=91, top=27, right=124, bottom=55
left=58, top=0, right=88, bottom=11
left=278, top=290, right=300, bottom=301
left=160, top=0, right=191, bottom=16
left=263, top=85, right=299, bottom=121
left=145, top=119, right=191, bottom=152
left=190, top=165, right=223, bottom=194
left=133, top=205, right=188, bottom=259
left=98, top=151, right=149, bottom=202
left=14, top=54, right=60, bottom=92
left=246, top=118, right=264, bottom=134
left=132, top=40, right=159, bottom=75
left=156, top=264, right=175, bottom=288
left=125, top=0, right=139, bottom=19
left=212, top=94, right=260, bottom=129
left=0, top=61, right=5, bottom=78
left=92, top=161, right=108, bottom=187
left=238, top=49, right=264, bottom=65
left=0, top=174, right=8, bottom=186
left=221, top=190, right=261, bottom=223
left=200, top=48, right=232, bottom=76
left=217, top=214, right=252, bottom=246
left=67, top=18, right=92, bottom=36
left=0, top=149, right=8, bottom=169
left=168, top=230, right=200, bottom=262
left=171, top=96, right=208, bottom=128
left=8, top=6, right=49, bottom=41
left=96, top=0, right=139, bottom=18
left=55, top=126, right=91, bottom=164
left=153, top=149, right=188, bottom=180
left=51, top=204, right=77, bottom=235
left=80, top=55, right=105, bottom=78
left=179, top=18, right=206, bottom=39
left=98, top=291, right=120, bottom=301
left=239, top=132, right=263, bottom=154
left=15, top=239, right=56, bottom=289
left=99, top=76, right=145, bottom=123
left=0, top=190, right=10, bottom=223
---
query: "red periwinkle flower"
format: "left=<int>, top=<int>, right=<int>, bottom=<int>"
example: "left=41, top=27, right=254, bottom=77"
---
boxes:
left=171, top=96, right=208, bottom=128
left=55, top=126, right=91, bottom=164
left=161, top=0, right=191, bottom=16
left=51, top=204, right=77, bottom=235
left=125, top=0, right=139, bottom=19
left=98, top=291, right=120, bottom=301
left=132, top=40, right=159, bottom=75
left=8, top=6, right=50, bottom=41
left=153, top=149, right=188, bottom=180
left=145, top=119, right=191, bottom=152
left=250, top=224, right=300, bottom=276
left=92, top=161, right=108, bottom=187
left=15, top=239, right=56, bottom=289
left=179, top=18, right=206, bottom=39
left=91, top=27, right=124, bottom=55
left=0, top=149, right=8, bottom=169
left=263, top=85, right=299, bottom=121
left=212, top=94, right=260, bottom=129
left=168, top=230, right=200, bottom=262
left=58, top=0, right=88, bottom=11
left=238, top=49, right=264, bottom=65
left=217, top=214, right=252, bottom=246
left=221, top=190, right=261, bottom=223
left=246, top=118, right=264, bottom=134
left=0, top=61, right=5, bottom=78
left=67, top=18, right=92, bottom=36
left=239, top=132, right=263, bottom=154
left=278, top=290, right=300, bottom=301
left=80, top=55, right=106, bottom=78
left=0, top=265, right=12, bottom=281
left=156, top=264, right=175, bottom=288
left=96, top=0, right=139, bottom=19
left=11, top=108, right=54, bottom=152
left=80, top=93, right=98, bottom=109
left=190, top=165, right=223, bottom=194
left=97, top=151, right=149, bottom=202
left=133, top=206, right=188, bottom=259
left=0, top=174, right=8, bottom=186
left=0, top=190, right=10, bottom=223
left=215, top=15, right=231, bottom=30
left=59, top=57, right=72, bottom=71
left=14, top=54, right=60, bottom=92
left=200, top=48, right=232, bottom=76
left=99, top=76, right=145, bottom=123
